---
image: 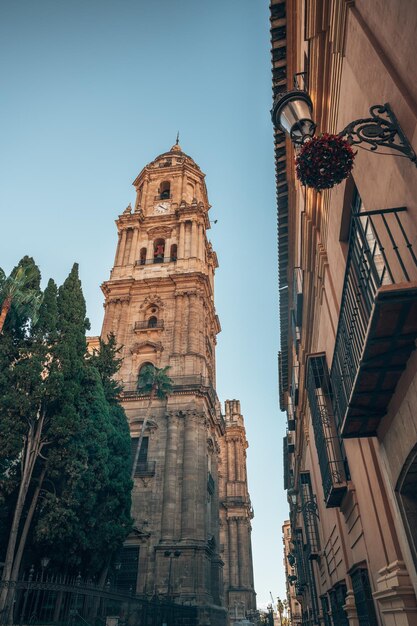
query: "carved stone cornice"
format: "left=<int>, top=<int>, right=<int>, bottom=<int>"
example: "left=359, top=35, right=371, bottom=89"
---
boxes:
left=147, top=225, right=173, bottom=238
left=105, top=295, right=131, bottom=306
left=130, top=340, right=164, bottom=355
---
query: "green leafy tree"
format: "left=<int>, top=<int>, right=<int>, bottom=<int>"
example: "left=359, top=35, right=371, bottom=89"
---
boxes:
left=88, top=334, right=133, bottom=573
left=0, top=263, right=133, bottom=617
left=0, top=258, right=45, bottom=613
left=132, top=364, right=173, bottom=479
left=0, top=257, right=42, bottom=333
left=31, top=274, right=132, bottom=576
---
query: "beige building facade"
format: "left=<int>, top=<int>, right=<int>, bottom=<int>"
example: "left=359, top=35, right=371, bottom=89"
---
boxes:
left=282, top=520, right=302, bottom=625
left=272, top=1, right=417, bottom=625
left=90, top=143, right=255, bottom=625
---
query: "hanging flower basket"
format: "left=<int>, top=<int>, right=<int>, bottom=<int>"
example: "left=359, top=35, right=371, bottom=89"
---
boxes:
left=295, top=133, right=355, bottom=191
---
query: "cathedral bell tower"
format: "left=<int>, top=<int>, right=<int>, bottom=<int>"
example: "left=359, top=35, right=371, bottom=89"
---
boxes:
left=100, top=143, right=226, bottom=624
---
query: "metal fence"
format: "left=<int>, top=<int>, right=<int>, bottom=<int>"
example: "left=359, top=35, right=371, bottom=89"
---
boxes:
left=0, top=571, right=197, bottom=626
left=330, top=207, right=417, bottom=430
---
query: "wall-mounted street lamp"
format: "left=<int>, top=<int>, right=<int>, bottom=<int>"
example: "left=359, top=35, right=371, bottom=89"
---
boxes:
left=271, top=90, right=316, bottom=146
left=271, top=87, right=417, bottom=165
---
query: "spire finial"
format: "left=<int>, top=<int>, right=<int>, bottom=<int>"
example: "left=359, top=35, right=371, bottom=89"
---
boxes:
left=176, top=131, right=180, bottom=145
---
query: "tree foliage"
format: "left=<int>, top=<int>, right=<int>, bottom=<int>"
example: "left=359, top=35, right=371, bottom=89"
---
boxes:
left=0, top=260, right=132, bottom=590
left=131, top=364, right=173, bottom=480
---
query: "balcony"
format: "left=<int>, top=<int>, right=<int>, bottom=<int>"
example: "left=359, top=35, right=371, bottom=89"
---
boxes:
left=121, top=375, right=218, bottom=410
left=134, top=461, right=156, bottom=477
left=287, top=396, right=296, bottom=431
left=134, top=256, right=177, bottom=266
left=306, top=354, right=347, bottom=508
left=290, top=363, right=299, bottom=407
left=331, top=207, right=417, bottom=438
left=134, top=320, right=164, bottom=331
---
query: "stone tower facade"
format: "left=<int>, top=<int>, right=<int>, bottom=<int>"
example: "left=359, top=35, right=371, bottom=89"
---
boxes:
left=219, top=400, right=256, bottom=619
left=97, top=143, right=252, bottom=626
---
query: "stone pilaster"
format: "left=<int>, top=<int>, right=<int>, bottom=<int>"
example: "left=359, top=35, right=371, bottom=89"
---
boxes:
left=161, top=411, right=180, bottom=540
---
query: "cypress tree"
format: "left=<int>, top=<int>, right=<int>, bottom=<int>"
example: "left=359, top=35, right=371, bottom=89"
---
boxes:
left=1, top=262, right=133, bottom=594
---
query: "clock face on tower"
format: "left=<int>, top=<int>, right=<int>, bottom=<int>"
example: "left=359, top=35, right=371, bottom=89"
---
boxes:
left=154, top=200, right=170, bottom=214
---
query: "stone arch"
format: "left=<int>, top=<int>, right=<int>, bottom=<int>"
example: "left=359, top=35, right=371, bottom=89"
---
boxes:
left=396, top=442, right=417, bottom=570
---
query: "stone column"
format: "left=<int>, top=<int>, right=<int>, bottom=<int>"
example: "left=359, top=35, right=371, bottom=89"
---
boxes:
left=179, top=222, right=185, bottom=259
left=237, top=519, right=249, bottom=587
left=117, top=230, right=127, bottom=266
left=147, top=237, right=154, bottom=262
left=114, top=232, right=122, bottom=267
left=236, top=440, right=244, bottom=481
left=161, top=412, right=180, bottom=539
left=227, top=439, right=236, bottom=482
left=181, top=412, right=199, bottom=539
left=229, top=519, right=238, bottom=587
left=173, top=294, right=183, bottom=354
left=198, top=224, right=204, bottom=260
left=142, top=176, right=149, bottom=209
left=191, top=221, right=198, bottom=257
left=181, top=295, right=189, bottom=353
left=129, top=228, right=139, bottom=265
left=187, top=293, right=199, bottom=353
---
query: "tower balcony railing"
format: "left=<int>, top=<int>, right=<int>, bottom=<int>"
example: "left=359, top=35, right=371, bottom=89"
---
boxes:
left=120, top=375, right=219, bottom=410
left=134, top=461, right=156, bottom=477
left=134, top=256, right=177, bottom=266
left=330, top=207, right=417, bottom=438
left=134, top=320, right=164, bottom=331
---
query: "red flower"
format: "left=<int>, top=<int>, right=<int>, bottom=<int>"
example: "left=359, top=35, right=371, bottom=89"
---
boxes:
left=295, top=134, right=355, bottom=191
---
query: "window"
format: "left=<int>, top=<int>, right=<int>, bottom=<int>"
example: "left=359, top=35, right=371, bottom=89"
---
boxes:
left=329, top=583, right=349, bottom=626
left=320, top=595, right=332, bottom=626
left=153, top=238, right=165, bottom=263
left=170, top=243, right=177, bottom=262
left=351, top=568, right=378, bottom=626
left=137, top=362, right=155, bottom=390
left=131, top=436, right=149, bottom=474
left=116, top=546, right=139, bottom=591
left=299, top=473, right=320, bottom=557
left=160, top=181, right=170, bottom=199
left=147, top=316, right=157, bottom=328
left=306, top=354, right=348, bottom=507
left=139, top=247, right=147, bottom=265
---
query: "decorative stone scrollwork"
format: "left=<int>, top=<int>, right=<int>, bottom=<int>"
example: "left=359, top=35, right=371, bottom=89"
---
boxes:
left=147, top=226, right=173, bottom=238
left=140, top=295, right=164, bottom=310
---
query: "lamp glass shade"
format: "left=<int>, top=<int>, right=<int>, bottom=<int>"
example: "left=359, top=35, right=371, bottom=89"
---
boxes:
left=279, top=98, right=312, bottom=135
left=272, top=91, right=316, bottom=144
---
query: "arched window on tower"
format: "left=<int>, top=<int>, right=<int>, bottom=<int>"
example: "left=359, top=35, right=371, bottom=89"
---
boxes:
left=170, top=244, right=177, bottom=262
left=148, top=316, right=158, bottom=328
left=137, top=362, right=156, bottom=391
left=139, top=247, right=147, bottom=265
left=160, top=181, right=170, bottom=199
left=154, top=239, right=165, bottom=263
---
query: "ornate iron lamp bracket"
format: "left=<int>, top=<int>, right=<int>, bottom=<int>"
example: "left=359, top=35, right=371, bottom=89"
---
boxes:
left=339, top=103, right=417, bottom=166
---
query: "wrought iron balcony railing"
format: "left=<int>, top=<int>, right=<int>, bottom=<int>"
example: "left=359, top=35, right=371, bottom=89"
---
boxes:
left=330, top=206, right=417, bottom=437
left=299, top=474, right=320, bottom=559
left=121, top=375, right=219, bottom=410
left=134, top=320, right=164, bottom=331
left=306, top=354, right=348, bottom=507
left=134, top=461, right=156, bottom=477
left=134, top=256, right=177, bottom=266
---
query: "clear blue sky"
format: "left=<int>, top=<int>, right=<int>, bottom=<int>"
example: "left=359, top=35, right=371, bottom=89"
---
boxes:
left=0, top=0, right=287, bottom=609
